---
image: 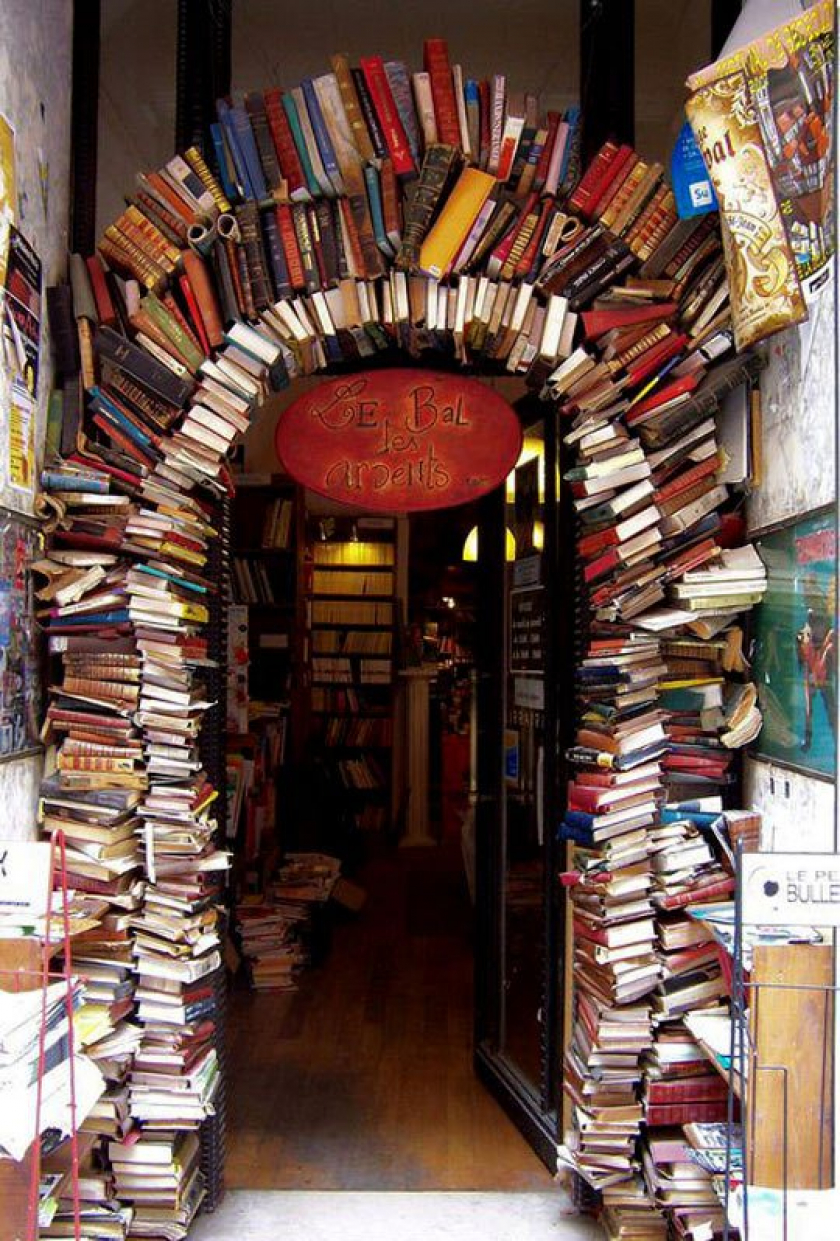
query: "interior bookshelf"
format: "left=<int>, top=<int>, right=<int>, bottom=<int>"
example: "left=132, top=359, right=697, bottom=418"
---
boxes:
left=226, top=474, right=302, bottom=887
left=302, top=515, right=399, bottom=833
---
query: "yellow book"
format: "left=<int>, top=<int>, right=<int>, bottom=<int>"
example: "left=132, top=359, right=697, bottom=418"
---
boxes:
left=419, top=168, right=496, bottom=279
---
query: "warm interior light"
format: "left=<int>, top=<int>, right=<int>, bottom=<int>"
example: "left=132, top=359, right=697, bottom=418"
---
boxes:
left=533, top=520, right=545, bottom=550
left=462, top=526, right=516, bottom=562
left=505, top=434, right=546, bottom=502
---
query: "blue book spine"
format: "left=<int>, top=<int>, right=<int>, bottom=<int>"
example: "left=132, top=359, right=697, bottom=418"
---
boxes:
left=48, top=610, right=131, bottom=627
left=559, top=106, right=581, bottom=186
left=282, top=93, right=322, bottom=199
left=363, top=165, right=393, bottom=259
left=558, top=821, right=595, bottom=846
left=210, top=122, right=238, bottom=203
left=89, top=389, right=154, bottom=449
left=40, top=471, right=108, bottom=493
left=231, top=105, right=269, bottom=201
left=301, top=79, right=342, bottom=194
left=260, top=209, right=292, bottom=300
left=217, top=100, right=255, bottom=200
left=135, top=564, right=207, bottom=594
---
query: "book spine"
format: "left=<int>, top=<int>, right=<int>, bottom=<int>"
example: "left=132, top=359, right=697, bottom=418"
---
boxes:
left=260, top=208, right=293, bottom=300
left=291, top=204, right=321, bottom=293
left=184, top=145, right=231, bottom=213
left=263, top=89, right=309, bottom=200
left=488, top=75, right=506, bottom=175
left=423, top=39, right=461, bottom=148
left=568, top=140, right=619, bottom=214
left=351, top=67, right=388, bottom=162
left=331, top=53, right=376, bottom=164
left=182, top=251, right=224, bottom=348
left=236, top=203, right=273, bottom=312
left=395, top=144, right=458, bottom=270
left=534, top=111, right=561, bottom=192
left=244, top=93, right=284, bottom=192
left=384, top=61, right=422, bottom=165
left=302, top=78, right=344, bottom=194
left=275, top=204, right=307, bottom=291
left=360, top=57, right=415, bottom=177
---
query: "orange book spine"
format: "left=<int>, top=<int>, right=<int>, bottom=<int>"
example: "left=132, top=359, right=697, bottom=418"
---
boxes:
left=122, top=205, right=182, bottom=270
left=100, top=230, right=164, bottom=292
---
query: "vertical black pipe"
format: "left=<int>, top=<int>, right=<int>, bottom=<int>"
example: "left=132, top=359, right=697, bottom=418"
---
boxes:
left=176, top=0, right=233, bottom=156
left=70, top=0, right=101, bottom=254
left=579, top=0, right=635, bottom=166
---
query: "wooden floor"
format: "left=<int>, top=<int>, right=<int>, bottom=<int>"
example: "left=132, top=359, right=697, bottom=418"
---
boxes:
left=226, top=840, right=554, bottom=1190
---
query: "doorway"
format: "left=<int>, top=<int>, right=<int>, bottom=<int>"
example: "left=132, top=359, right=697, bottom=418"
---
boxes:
left=222, top=391, right=564, bottom=1192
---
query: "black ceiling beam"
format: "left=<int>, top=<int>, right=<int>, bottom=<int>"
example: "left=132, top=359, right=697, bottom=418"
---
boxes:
left=70, top=0, right=101, bottom=255
left=579, top=0, right=635, bottom=167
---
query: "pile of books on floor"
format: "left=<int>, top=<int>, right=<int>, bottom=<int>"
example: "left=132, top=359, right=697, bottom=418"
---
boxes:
left=109, top=1129, right=205, bottom=1240
left=235, top=854, right=341, bottom=990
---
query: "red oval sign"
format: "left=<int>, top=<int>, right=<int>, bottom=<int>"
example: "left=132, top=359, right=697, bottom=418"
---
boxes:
left=274, top=370, right=523, bottom=512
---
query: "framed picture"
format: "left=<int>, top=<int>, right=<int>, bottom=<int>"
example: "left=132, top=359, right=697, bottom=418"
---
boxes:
left=752, top=506, right=836, bottom=779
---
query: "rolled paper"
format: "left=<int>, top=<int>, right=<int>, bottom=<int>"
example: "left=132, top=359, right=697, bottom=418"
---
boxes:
left=216, top=212, right=241, bottom=244
left=187, top=215, right=218, bottom=256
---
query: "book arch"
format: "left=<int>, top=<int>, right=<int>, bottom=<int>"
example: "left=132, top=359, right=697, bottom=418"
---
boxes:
left=39, top=43, right=772, bottom=1236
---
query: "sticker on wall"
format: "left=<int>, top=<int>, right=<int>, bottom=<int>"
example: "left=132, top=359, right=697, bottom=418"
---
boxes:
left=741, top=852, right=840, bottom=928
left=275, top=369, right=523, bottom=513
left=0, top=111, right=15, bottom=287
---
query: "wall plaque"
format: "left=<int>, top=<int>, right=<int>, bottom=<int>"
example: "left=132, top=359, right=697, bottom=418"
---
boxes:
left=275, top=369, right=523, bottom=512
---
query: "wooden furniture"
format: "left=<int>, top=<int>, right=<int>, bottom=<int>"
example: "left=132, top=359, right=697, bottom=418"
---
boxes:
left=303, top=515, right=399, bottom=835
left=748, top=942, right=834, bottom=1188
left=227, top=474, right=302, bottom=877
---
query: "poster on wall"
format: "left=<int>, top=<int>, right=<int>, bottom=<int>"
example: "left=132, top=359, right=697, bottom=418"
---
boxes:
left=0, top=111, right=15, bottom=288
left=0, top=509, right=42, bottom=760
left=752, top=508, right=836, bottom=778
left=685, top=0, right=835, bottom=349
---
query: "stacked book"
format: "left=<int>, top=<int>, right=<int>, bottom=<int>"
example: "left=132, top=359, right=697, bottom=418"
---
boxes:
left=109, top=1129, right=205, bottom=1240
left=35, top=35, right=778, bottom=1236
left=553, top=136, right=770, bottom=1238
left=235, top=901, right=308, bottom=991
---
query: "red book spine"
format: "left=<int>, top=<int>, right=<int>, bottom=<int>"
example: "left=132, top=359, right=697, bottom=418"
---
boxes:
left=625, top=333, right=688, bottom=388
left=514, top=197, right=555, bottom=278
left=359, top=57, right=416, bottom=177
left=626, top=372, right=700, bottom=423
left=534, top=111, right=561, bottom=192
left=658, top=877, right=735, bottom=911
left=644, top=1099, right=729, bottom=1126
left=423, top=39, right=461, bottom=147
left=590, top=145, right=637, bottom=218
left=85, top=256, right=117, bottom=326
left=178, top=274, right=211, bottom=356
left=646, top=1075, right=728, bottom=1104
left=91, top=412, right=156, bottom=469
left=69, top=452, right=143, bottom=490
left=582, top=301, right=679, bottom=340
left=568, top=140, right=620, bottom=214
left=490, top=192, right=538, bottom=269
left=656, top=455, right=721, bottom=505
left=578, top=527, right=619, bottom=560
left=478, top=79, right=491, bottom=168
left=274, top=204, right=306, bottom=291
left=263, top=88, right=308, bottom=197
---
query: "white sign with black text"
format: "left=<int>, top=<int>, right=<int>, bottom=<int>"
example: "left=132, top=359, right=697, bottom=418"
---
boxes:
left=741, top=853, right=840, bottom=927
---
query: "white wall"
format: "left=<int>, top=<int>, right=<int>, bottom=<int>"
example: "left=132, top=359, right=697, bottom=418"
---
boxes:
left=0, top=0, right=73, bottom=840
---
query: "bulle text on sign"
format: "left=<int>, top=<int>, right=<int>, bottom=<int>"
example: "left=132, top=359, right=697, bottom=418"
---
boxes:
left=275, top=369, right=523, bottom=513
